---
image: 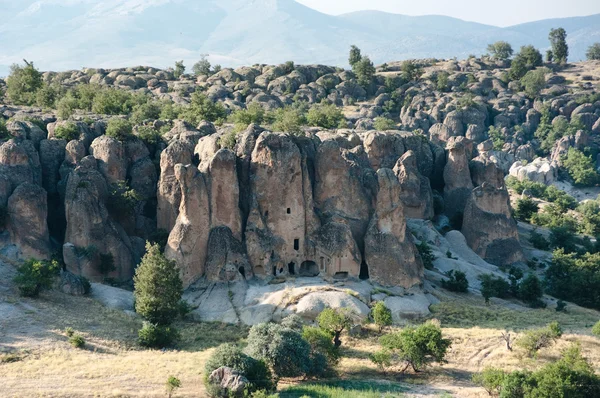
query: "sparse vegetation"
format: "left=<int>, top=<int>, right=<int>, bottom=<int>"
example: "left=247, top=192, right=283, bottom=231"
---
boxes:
left=516, top=321, right=562, bottom=357
left=105, top=118, right=133, bottom=141
left=416, top=241, right=436, bottom=270
left=13, top=259, right=60, bottom=297
left=587, top=43, right=600, bottom=60
left=441, top=270, right=469, bottom=293
left=54, top=122, right=80, bottom=141
left=69, top=334, right=86, bottom=349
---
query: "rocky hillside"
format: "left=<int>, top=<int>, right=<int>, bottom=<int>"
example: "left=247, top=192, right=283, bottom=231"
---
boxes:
left=1, top=0, right=599, bottom=75
left=1, top=55, right=600, bottom=322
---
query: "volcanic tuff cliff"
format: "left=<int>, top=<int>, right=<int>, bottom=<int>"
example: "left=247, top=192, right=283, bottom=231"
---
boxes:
left=2, top=58, right=600, bottom=293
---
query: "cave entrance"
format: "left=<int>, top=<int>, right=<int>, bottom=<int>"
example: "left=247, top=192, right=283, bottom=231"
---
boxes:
left=300, top=261, right=320, bottom=277
left=238, top=266, right=246, bottom=279
left=359, top=259, right=370, bottom=280
left=288, top=262, right=296, bottom=275
left=333, top=272, right=349, bottom=280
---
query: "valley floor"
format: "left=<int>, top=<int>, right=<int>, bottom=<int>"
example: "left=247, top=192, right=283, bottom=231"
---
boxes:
left=2, top=258, right=599, bottom=398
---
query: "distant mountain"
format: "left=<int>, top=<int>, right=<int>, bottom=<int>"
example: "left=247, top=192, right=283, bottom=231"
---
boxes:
left=0, top=0, right=599, bottom=77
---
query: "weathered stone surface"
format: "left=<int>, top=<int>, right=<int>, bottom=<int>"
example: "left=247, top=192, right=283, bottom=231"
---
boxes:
left=64, top=156, right=135, bottom=281
left=59, top=271, right=89, bottom=296
left=165, top=164, right=210, bottom=287
left=39, top=139, right=66, bottom=195
left=157, top=140, right=194, bottom=231
left=470, top=152, right=505, bottom=188
left=443, top=137, right=473, bottom=219
left=7, top=183, right=51, bottom=260
left=0, top=139, right=42, bottom=192
left=295, top=291, right=370, bottom=320
left=208, top=367, right=249, bottom=397
left=394, top=150, right=434, bottom=219
left=509, top=158, right=558, bottom=185
left=89, top=136, right=126, bottom=184
left=462, top=183, right=524, bottom=266
left=365, top=169, right=423, bottom=288
left=205, top=226, right=252, bottom=282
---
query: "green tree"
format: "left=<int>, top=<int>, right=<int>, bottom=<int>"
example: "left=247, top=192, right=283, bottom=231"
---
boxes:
left=179, top=91, right=227, bottom=125
left=549, top=28, right=568, bottom=64
left=441, top=270, right=469, bottom=293
left=317, top=308, right=354, bottom=347
left=479, top=274, right=511, bottom=304
left=105, top=118, right=133, bottom=142
left=374, top=117, right=396, bottom=131
left=519, top=45, right=543, bottom=68
left=380, top=321, right=451, bottom=372
left=306, top=102, right=344, bottom=129
left=472, top=367, right=506, bottom=397
left=271, top=106, right=306, bottom=135
left=562, top=148, right=600, bottom=187
left=245, top=322, right=312, bottom=378
left=54, top=122, right=80, bottom=141
left=6, top=60, right=43, bottom=105
left=518, top=274, right=545, bottom=308
left=520, top=68, right=548, bottom=98
left=173, top=61, right=185, bottom=79
left=587, top=43, right=600, bottom=60
left=514, top=197, right=539, bottom=221
left=165, top=376, right=181, bottom=398
left=371, top=302, right=392, bottom=332
left=13, top=259, right=60, bottom=297
left=348, top=45, right=362, bottom=67
left=301, top=326, right=340, bottom=372
left=353, top=56, right=376, bottom=88
left=369, top=349, right=392, bottom=373
left=401, top=60, right=423, bottom=81
left=416, top=241, right=436, bottom=270
left=134, top=242, right=183, bottom=325
left=193, top=55, right=212, bottom=76
left=487, top=41, right=514, bottom=60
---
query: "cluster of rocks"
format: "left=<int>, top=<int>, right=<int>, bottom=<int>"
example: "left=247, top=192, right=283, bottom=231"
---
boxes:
left=1, top=107, right=524, bottom=289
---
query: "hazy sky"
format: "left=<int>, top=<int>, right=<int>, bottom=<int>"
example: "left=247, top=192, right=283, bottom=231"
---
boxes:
left=296, top=0, right=600, bottom=27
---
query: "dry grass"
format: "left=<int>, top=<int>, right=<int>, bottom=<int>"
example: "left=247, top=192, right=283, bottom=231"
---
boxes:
left=1, top=270, right=599, bottom=397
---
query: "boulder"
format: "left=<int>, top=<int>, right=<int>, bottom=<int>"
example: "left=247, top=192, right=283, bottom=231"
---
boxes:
left=364, top=169, right=423, bottom=288
left=443, top=137, right=473, bottom=219
left=7, top=183, right=51, bottom=260
left=394, top=150, right=434, bottom=219
left=208, top=367, right=249, bottom=398
left=89, top=136, right=126, bottom=184
left=461, top=183, right=524, bottom=266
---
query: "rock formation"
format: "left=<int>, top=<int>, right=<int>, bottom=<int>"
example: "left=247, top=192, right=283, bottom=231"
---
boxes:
left=461, top=183, right=524, bottom=266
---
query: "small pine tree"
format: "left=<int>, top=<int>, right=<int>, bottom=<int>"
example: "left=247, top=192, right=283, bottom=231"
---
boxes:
left=165, top=376, right=181, bottom=398
left=372, top=302, right=392, bottom=332
left=134, top=242, right=183, bottom=325
left=348, top=45, right=362, bottom=67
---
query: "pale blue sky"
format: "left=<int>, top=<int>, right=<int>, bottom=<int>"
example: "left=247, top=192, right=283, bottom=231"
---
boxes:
left=297, top=0, right=600, bottom=26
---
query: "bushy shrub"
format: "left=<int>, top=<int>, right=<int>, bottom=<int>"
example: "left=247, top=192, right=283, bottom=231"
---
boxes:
left=416, top=241, right=436, bottom=270
left=138, top=322, right=179, bottom=348
left=13, top=259, right=60, bottom=297
left=518, top=274, right=545, bottom=308
left=107, top=181, right=141, bottom=219
left=369, top=349, right=392, bottom=373
left=592, top=320, right=600, bottom=337
left=520, top=68, right=548, bottom=98
left=36, top=83, right=61, bottom=108
left=301, top=326, right=340, bottom=374
left=165, top=376, right=181, bottom=398
left=271, top=106, right=306, bottom=135
left=441, top=270, right=469, bottom=293
left=218, top=131, right=237, bottom=150
left=379, top=321, right=451, bottom=372
left=317, top=308, right=354, bottom=347
left=135, top=125, right=163, bottom=145
left=69, top=334, right=85, bottom=349
left=544, top=249, right=600, bottom=310
left=6, top=60, right=43, bottom=105
left=562, top=148, right=600, bottom=187
left=105, top=118, right=133, bottom=141
left=134, top=242, right=183, bottom=325
left=472, top=367, right=506, bottom=397
left=400, top=60, right=423, bottom=81
left=373, top=117, right=396, bottom=131
left=516, top=322, right=562, bottom=358
left=245, top=322, right=311, bottom=378
left=179, top=91, right=227, bottom=125
left=587, top=43, right=600, bottom=61
left=529, top=230, right=550, bottom=250
left=306, top=102, right=344, bottom=129
left=65, top=327, right=75, bottom=337
left=130, top=101, right=163, bottom=125
left=54, top=122, right=80, bottom=141
left=193, top=55, right=212, bottom=76
left=371, top=301, right=392, bottom=332
left=487, top=41, right=514, bottom=60
left=204, top=343, right=275, bottom=394
left=229, top=103, right=266, bottom=131
left=478, top=274, right=511, bottom=303
left=280, top=314, right=304, bottom=331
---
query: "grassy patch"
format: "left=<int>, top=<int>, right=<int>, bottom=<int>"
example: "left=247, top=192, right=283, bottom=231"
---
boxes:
left=280, top=380, right=407, bottom=397
left=429, top=299, right=599, bottom=332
